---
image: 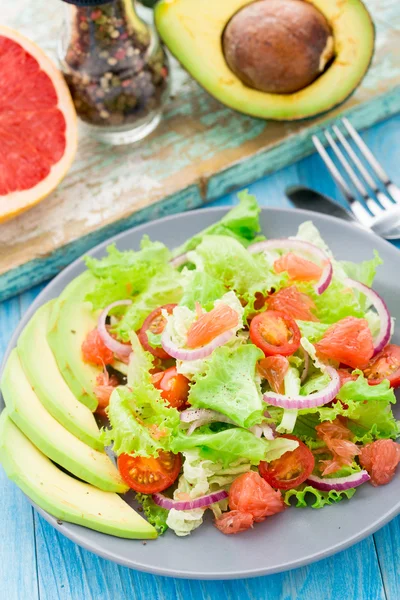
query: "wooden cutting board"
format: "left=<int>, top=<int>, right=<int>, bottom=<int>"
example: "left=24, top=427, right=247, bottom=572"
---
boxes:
left=1, top=0, right=399, bottom=301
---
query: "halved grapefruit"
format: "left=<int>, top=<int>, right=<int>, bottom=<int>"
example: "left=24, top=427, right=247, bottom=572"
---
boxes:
left=0, top=26, right=77, bottom=223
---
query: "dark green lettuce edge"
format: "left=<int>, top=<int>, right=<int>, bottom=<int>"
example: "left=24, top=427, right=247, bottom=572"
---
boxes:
left=284, top=485, right=356, bottom=509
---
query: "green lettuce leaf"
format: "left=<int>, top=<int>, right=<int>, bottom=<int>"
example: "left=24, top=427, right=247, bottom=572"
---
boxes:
left=295, top=221, right=382, bottom=322
left=284, top=485, right=356, bottom=508
left=294, top=221, right=335, bottom=257
left=171, top=426, right=298, bottom=466
left=297, top=321, right=330, bottom=343
left=300, top=372, right=330, bottom=396
left=171, top=189, right=263, bottom=258
left=179, top=270, right=226, bottom=312
left=85, top=237, right=170, bottom=309
left=113, top=266, right=183, bottom=341
left=337, top=374, right=400, bottom=442
left=188, top=235, right=287, bottom=304
left=292, top=375, right=399, bottom=445
left=102, top=333, right=180, bottom=456
left=340, top=250, right=383, bottom=287
left=146, top=331, right=162, bottom=349
left=301, top=279, right=365, bottom=324
left=165, top=449, right=252, bottom=536
left=188, top=344, right=264, bottom=427
left=292, top=413, right=320, bottom=442
left=135, top=494, right=168, bottom=534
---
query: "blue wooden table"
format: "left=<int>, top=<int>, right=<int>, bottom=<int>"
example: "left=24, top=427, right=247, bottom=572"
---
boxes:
left=1, top=115, right=400, bottom=600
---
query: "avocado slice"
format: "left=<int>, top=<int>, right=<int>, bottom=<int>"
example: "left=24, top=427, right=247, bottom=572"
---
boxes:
left=47, top=271, right=100, bottom=411
left=155, top=0, right=375, bottom=120
left=1, top=350, right=128, bottom=493
left=17, top=301, right=103, bottom=451
left=0, top=412, right=157, bottom=539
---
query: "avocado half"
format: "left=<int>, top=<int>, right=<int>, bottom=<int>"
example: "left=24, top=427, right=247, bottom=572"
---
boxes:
left=155, top=0, right=375, bottom=120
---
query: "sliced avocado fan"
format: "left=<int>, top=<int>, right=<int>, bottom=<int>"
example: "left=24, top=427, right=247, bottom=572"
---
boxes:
left=1, top=350, right=127, bottom=493
left=0, top=412, right=157, bottom=539
left=47, top=271, right=101, bottom=411
left=17, top=301, right=103, bottom=451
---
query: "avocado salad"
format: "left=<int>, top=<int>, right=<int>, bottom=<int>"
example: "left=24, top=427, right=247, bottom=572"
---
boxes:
left=1, top=191, right=400, bottom=539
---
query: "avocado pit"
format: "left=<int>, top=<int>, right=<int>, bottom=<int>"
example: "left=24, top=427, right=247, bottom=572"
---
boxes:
left=222, top=0, right=335, bottom=94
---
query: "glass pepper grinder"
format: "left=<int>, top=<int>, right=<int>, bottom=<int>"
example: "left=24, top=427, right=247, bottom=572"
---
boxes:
left=59, top=0, right=170, bottom=145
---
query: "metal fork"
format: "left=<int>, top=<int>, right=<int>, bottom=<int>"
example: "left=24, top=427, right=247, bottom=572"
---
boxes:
left=312, top=118, right=400, bottom=239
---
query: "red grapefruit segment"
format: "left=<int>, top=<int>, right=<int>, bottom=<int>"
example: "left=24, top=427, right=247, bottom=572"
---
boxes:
left=0, top=26, right=77, bottom=222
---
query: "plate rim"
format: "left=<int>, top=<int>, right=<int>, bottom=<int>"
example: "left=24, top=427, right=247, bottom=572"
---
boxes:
left=2, top=204, right=400, bottom=579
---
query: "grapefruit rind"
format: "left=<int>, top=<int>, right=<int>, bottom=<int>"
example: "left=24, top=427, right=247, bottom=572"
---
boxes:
left=0, top=26, right=77, bottom=223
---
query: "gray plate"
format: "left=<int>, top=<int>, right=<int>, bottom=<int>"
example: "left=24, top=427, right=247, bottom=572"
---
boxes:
left=1, top=206, right=400, bottom=580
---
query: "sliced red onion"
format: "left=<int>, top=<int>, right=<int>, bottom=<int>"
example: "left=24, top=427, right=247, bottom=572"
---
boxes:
left=170, top=253, right=188, bottom=268
left=249, top=424, right=262, bottom=438
left=344, top=277, right=391, bottom=356
left=180, top=408, right=234, bottom=424
left=98, top=300, right=132, bottom=359
left=152, top=490, right=228, bottom=511
left=261, top=423, right=276, bottom=440
left=300, top=346, right=310, bottom=384
left=181, top=409, right=236, bottom=435
left=161, top=328, right=235, bottom=361
left=263, top=366, right=340, bottom=409
left=307, top=470, right=370, bottom=491
left=248, top=239, right=333, bottom=295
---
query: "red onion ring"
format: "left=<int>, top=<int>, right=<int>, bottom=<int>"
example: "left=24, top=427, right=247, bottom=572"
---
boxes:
left=161, top=328, right=235, bottom=361
left=181, top=409, right=276, bottom=438
left=248, top=239, right=333, bottom=295
left=152, top=490, right=228, bottom=511
left=249, top=424, right=262, bottom=438
left=170, top=253, right=188, bottom=268
left=250, top=423, right=276, bottom=440
left=181, top=408, right=246, bottom=436
left=307, top=470, right=370, bottom=491
left=98, top=300, right=132, bottom=359
left=344, top=277, right=391, bottom=356
left=180, top=408, right=234, bottom=424
left=261, top=423, right=276, bottom=440
left=263, top=366, right=340, bottom=409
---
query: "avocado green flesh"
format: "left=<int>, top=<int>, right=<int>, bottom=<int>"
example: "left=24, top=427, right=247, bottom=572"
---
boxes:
left=0, top=412, right=157, bottom=539
left=17, top=301, right=103, bottom=452
left=47, top=271, right=100, bottom=411
left=155, top=0, right=375, bottom=120
left=1, top=350, right=128, bottom=493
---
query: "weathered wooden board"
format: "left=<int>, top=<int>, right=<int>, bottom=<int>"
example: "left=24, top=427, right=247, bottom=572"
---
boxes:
left=1, top=0, right=399, bottom=301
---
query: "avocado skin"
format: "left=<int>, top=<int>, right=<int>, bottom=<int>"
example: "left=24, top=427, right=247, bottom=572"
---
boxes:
left=0, top=411, right=157, bottom=539
left=155, top=0, right=375, bottom=121
left=1, top=350, right=128, bottom=493
left=47, top=272, right=100, bottom=412
left=17, top=301, right=103, bottom=451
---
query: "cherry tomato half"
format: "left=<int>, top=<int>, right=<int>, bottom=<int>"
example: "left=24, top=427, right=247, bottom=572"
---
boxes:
left=117, top=451, right=181, bottom=494
left=363, top=344, right=400, bottom=388
left=153, top=366, right=190, bottom=410
left=249, top=310, right=301, bottom=357
left=138, top=304, right=177, bottom=360
left=259, top=434, right=315, bottom=490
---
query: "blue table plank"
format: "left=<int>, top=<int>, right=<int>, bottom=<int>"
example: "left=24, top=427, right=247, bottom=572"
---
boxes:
left=374, top=520, right=400, bottom=600
left=0, top=297, right=39, bottom=600
left=1, top=114, right=400, bottom=600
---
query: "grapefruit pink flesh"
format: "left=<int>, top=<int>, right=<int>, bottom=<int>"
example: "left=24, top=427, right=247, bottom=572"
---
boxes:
left=0, top=26, right=77, bottom=222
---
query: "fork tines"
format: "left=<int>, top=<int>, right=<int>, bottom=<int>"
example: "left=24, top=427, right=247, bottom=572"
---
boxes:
left=312, top=118, right=400, bottom=226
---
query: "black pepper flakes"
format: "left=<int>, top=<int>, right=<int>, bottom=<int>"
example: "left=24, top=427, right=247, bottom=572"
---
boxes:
left=60, top=0, right=169, bottom=130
